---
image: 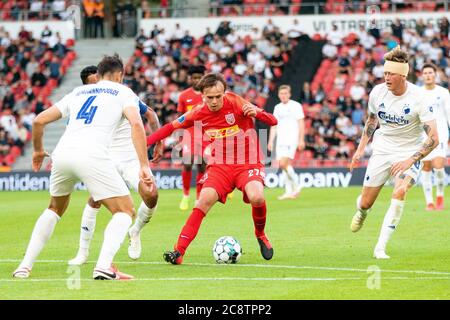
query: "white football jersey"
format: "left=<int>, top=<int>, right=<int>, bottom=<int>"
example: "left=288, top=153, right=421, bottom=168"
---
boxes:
left=420, top=85, right=450, bottom=145
left=273, top=99, right=305, bottom=146
left=53, top=80, right=139, bottom=156
left=368, top=82, right=435, bottom=155
left=109, top=99, right=147, bottom=162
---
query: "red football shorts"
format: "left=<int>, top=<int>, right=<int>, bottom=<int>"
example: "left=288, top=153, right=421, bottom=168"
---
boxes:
left=201, top=164, right=266, bottom=204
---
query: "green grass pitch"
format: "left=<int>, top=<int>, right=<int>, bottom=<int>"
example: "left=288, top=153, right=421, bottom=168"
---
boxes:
left=0, top=187, right=449, bottom=300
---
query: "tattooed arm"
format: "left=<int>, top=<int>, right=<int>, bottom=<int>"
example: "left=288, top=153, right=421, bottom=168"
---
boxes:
left=390, top=119, right=439, bottom=177
left=349, top=112, right=379, bottom=172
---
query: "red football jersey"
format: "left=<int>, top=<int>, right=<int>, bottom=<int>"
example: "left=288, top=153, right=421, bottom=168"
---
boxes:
left=173, top=92, right=266, bottom=165
left=177, top=87, right=203, bottom=114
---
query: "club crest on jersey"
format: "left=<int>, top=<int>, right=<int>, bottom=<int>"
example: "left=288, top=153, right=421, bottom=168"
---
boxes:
left=225, top=113, right=235, bottom=125
left=402, top=105, right=411, bottom=115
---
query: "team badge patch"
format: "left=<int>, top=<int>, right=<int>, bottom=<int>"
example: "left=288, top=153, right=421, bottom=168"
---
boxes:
left=225, top=113, right=235, bottom=125
left=402, top=105, right=411, bottom=115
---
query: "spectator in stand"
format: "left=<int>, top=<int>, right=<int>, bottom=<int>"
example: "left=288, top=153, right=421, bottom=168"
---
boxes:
left=83, top=0, right=96, bottom=38
left=349, top=81, right=366, bottom=103
left=288, top=19, right=305, bottom=40
left=93, top=0, right=105, bottom=38
left=300, top=82, right=315, bottom=105
left=322, top=40, right=338, bottom=59
left=391, top=19, right=404, bottom=42
left=52, top=0, right=67, bottom=19
left=0, top=128, right=11, bottom=156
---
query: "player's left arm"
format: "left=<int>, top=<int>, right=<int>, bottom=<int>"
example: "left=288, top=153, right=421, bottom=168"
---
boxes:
left=242, top=103, right=278, bottom=126
left=31, top=106, right=62, bottom=172
left=391, top=119, right=439, bottom=177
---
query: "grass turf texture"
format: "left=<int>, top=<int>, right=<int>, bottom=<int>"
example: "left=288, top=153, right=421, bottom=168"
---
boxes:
left=0, top=187, right=449, bottom=300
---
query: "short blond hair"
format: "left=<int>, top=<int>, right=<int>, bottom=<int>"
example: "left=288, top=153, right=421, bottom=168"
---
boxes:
left=384, top=45, right=409, bottom=63
left=278, top=85, right=291, bottom=92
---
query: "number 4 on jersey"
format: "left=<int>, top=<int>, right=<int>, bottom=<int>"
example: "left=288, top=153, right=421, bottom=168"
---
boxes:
left=77, top=95, right=98, bottom=124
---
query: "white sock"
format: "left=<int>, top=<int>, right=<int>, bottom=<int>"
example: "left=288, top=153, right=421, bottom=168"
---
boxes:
left=375, top=199, right=404, bottom=253
left=282, top=170, right=293, bottom=194
left=421, top=170, right=433, bottom=204
left=435, top=168, right=446, bottom=197
left=96, top=212, right=132, bottom=270
left=78, top=204, right=99, bottom=255
left=20, top=209, right=60, bottom=269
left=286, top=165, right=299, bottom=191
left=130, top=202, right=156, bottom=234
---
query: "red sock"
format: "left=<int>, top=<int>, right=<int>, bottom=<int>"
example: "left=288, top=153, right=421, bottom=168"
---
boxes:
left=176, top=208, right=206, bottom=255
left=196, top=172, right=204, bottom=200
left=181, top=169, right=192, bottom=196
left=252, top=202, right=267, bottom=238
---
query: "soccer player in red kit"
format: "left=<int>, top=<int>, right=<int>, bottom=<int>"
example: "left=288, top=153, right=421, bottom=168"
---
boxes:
left=147, top=73, right=278, bottom=264
left=177, top=65, right=206, bottom=211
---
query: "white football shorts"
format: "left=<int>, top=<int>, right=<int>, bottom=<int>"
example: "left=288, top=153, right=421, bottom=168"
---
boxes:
left=363, top=153, right=423, bottom=187
left=276, top=143, right=297, bottom=160
left=49, top=152, right=130, bottom=201
left=115, top=159, right=154, bottom=193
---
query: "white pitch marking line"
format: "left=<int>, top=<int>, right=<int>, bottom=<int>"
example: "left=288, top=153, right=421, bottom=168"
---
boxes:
left=1, top=277, right=450, bottom=283
left=1, top=259, right=450, bottom=276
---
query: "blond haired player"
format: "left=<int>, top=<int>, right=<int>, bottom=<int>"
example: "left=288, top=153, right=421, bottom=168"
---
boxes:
left=419, top=63, right=450, bottom=211
left=268, top=85, right=305, bottom=200
left=350, top=46, right=438, bottom=259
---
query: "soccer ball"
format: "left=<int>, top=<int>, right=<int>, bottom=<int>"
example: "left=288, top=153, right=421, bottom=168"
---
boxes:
left=212, top=236, right=242, bottom=264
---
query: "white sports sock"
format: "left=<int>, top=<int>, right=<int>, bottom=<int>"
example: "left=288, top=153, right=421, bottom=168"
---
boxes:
left=375, top=199, right=404, bottom=253
left=131, top=202, right=156, bottom=234
left=421, top=170, right=433, bottom=204
left=435, top=168, right=446, bottom=197
left=282, top=170, right=292, bottom=194
left=78, top=204, right=100, bottom=254
left=96, top=212, right=132, bottom=270
left=20, top=209, right=60, bottom=269
left=286, top=165, right=299, bottom=190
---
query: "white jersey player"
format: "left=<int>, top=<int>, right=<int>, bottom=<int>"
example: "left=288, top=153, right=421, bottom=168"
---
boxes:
left=268, top=85, right=305, bottom=200
left=68, top=66, right=162, bottom=266
left=420, top=63, right=450, bottom=211
left=13, top=55, right=153, bottom=280
left=349, top=46, right=438, bottom=259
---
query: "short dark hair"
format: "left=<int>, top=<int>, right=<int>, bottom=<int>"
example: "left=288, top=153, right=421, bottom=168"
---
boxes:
left=97, top=54, right=124, bottom=77
left=422, top=63, right=437, bottom=72
left=197, top=73, right=227, bottom=93
left=80, top=65, right=98, bottom=84
left=188, top=65, right=206, bottom=76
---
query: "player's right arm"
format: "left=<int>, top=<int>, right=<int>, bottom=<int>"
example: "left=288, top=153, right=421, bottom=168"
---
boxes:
left=31, top=106, right=62, bottom=171
left=146, top=108, right=196, bottom=146
left=350, top=112, right=378, bottom=172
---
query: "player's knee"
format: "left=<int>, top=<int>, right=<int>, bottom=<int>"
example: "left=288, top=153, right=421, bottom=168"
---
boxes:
left=393, top=185, right=407, bottom=199
left=247, top=192, right=265, bottom=207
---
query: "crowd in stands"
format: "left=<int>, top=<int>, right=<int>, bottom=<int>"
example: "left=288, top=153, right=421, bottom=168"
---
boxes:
left=0, top=0, right=68, bottom=21
left=127, top=16, right=450, bottom=167
left=0, top=25, right=76, bottom=170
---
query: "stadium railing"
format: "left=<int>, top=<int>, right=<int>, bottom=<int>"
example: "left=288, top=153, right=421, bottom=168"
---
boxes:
left=138, top=0, right=450, bottom=18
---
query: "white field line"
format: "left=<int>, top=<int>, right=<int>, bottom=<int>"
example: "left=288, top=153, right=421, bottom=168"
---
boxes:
left=1, top=276, right=450, bottom=283
left=1, top=259, right=450, bottom=276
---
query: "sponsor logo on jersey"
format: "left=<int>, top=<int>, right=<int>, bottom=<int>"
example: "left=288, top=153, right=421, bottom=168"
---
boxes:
left=178, top=115, right=186, bottom=124
left=377, top=111, right=410, bottom=125
left=205, top=125, right=240, bottom=139
left=225, top=113, right=236, bottom=125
